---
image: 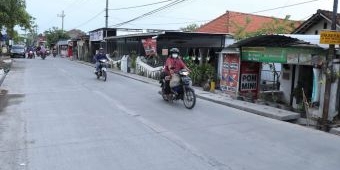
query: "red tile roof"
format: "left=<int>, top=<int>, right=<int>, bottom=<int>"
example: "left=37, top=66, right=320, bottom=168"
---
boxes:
left=196, top=11, right=301, bottom=34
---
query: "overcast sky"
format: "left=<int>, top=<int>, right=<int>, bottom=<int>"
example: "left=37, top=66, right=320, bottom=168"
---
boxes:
left=25, top=0, right=336, bottom=34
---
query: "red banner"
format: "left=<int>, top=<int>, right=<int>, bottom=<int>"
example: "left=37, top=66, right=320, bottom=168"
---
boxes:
left=142, top=38, right=157, bottom=56
left=239, top=61, right=260, bottom=98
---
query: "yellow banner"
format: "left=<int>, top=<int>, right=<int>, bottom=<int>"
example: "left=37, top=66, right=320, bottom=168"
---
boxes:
left=320, top=30, right=340, bottom=44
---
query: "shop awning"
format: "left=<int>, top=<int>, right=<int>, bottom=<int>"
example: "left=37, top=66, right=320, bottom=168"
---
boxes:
left=229, top=34, right=326, bottom=49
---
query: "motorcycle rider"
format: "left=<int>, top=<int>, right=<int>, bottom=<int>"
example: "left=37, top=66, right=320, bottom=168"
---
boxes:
left=93, top=47, right=109, bottom=73
left=40, top=45, right=46, bottom=57
left=162, top=48, right=190, bottom=95
left=27, top=46, right=35, bottom=58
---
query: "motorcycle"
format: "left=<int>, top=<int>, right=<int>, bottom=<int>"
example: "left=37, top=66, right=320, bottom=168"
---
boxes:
left=46, top=49, right=51, bottom=56
left=94, top=59, right=108, bottom=81
left=159, top=69, right=196, bottom=109
left=52, top=49, right=57, bottom=57
left=41, top=52, right=46, bottom=60
left=27, top=50, right=34, bottom=59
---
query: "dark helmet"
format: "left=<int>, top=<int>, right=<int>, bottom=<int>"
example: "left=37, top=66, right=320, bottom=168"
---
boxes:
left=169, top=48, right=179, bottom=55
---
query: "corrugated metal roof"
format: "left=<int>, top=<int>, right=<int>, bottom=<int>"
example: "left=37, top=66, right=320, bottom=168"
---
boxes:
left=229, top=34, right=328, bottom=49
left=280, top=34, right=329, bottom=49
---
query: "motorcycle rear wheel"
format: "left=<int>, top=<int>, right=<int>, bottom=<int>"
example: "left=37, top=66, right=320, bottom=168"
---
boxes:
left=183, top=88, right=196, bottom=109
left=102, top=70, right=107, bottom=81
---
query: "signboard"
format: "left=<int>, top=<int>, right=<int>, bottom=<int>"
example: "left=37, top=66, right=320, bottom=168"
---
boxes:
left=320, top=30, right=340, bottom=44
left=141, top=38, right=157, bottom=56
left=90, top=30, right=103, bottom=41
left=239, top=61, right=260, bottom=99
left=162, top=49, right=168, bottom=56
left=241, top=47, right=287, bottom=63
left=240, top=74, right=258, bottom=90
left=220, top=54, right=240, bottom=94
left=243, top=47, right=325, bottom=65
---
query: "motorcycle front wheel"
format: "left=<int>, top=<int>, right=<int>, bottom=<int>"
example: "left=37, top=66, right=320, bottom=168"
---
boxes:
left=183, top=88, right=196, bottom=109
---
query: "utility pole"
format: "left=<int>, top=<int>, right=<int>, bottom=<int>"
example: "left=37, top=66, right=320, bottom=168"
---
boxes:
left=321, top=0, right=338, bottom=131
left=58, top=11, right=66, bottom=31
left=105, top=0, right=108, bottom=28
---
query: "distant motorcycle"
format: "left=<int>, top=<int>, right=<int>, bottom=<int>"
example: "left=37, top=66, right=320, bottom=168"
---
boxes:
left=52, top=49, right=57, bottom=57
left=27, top=50, right=34, bottom=59
left=46, top=49, right=51, bottom=56
left=41, top=51, right=46, bottom=60
left=159, top=69, right=196, bottom=109
left=94, top=59, right=108, bottom=81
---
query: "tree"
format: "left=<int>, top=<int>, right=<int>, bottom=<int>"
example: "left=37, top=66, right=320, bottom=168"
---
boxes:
left=67, top=29, right=86, bottom=39
left=231, top=17, right=252, bottom=40
left=44, top=27, right=70, bottom=47
left=257, top=15, right=297, bottom=35
left=0, top=0, right=33, bottom=40
left=180, top=23, right=200, bottom=32
left=232, top=15, right=298, bottom=40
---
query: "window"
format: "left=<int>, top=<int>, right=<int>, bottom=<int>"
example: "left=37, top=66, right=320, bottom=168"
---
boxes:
left=315, top=30, right=318, bottom=35
left=323, top=22, right=328, bottom=29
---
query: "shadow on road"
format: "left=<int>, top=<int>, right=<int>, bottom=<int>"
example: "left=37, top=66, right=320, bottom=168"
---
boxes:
left=0, top=89, right=25, bottom=113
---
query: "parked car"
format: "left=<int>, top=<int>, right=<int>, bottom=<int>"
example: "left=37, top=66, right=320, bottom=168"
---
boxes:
left=10, top=45, right=26, bottom=58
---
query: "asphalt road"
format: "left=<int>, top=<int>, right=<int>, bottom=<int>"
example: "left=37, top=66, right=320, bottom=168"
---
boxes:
left=1, top=57, right=340, bottom=170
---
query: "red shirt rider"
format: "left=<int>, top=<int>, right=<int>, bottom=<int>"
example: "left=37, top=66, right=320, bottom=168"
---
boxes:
left=163, top=48, right=189, bottom=76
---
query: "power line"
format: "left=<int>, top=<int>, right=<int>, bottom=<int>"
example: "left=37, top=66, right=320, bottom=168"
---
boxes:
left=109, top=0, right=175, bottom=10
left=133, top=20, right=209, bottom=26
left=71, top=10, right=105, bottom=30
left=110, top=0, right=189, bottom=27
left=71, top=0, right=176, bottom=30
left=249, top=0, right=321, bottom=15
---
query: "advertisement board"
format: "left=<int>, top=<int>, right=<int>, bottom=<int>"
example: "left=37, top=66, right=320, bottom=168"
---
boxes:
left=142, top=38, right=157, bottom=56
left=90, top=30, right=104, bottom=41
left=239, top=61, right=260, bottom=98
left=220, top=54, right=240, bottom=94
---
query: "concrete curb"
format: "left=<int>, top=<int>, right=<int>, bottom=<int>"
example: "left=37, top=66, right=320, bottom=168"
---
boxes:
left=0, top=69, right=6, bottom=86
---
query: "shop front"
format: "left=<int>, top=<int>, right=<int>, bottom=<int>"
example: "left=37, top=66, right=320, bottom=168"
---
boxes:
left=225, top=35, right=326, bottom=108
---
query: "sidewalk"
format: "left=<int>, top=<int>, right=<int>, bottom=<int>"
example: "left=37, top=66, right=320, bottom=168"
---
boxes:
left=78, top=59, right=340, bottom=135
left=77, top=60, right=300, bottom=121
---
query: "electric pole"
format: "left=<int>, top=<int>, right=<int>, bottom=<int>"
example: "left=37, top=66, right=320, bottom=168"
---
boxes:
left=58, top=11, right=66, bottom=31
left=105, top=0, right=108, bottom=28
left=321, top=0, right=338, bottom=131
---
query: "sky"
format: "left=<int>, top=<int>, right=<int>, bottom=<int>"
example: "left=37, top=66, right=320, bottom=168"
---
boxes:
left=24, top=0, right=337, bottom=34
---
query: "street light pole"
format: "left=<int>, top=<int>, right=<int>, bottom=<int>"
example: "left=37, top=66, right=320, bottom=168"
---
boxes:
left=321, top=0, right=338, bottom=131
left=105, top=0, right=108, bottom=28
left=58, top=11, right=66, bottom=31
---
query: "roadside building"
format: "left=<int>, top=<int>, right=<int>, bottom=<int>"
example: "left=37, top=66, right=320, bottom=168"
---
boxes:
left=104, top=31, right=231, bottom=83
left=89, top=28, right=117, bottom=57
left=291, top=9, right=340, bottom=121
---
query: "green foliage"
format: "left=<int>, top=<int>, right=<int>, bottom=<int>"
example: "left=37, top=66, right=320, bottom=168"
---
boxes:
left=180, top=23, right=201, bottom=32
left=130, top=51, right=137, bottom=69
left=232, top=15, right=297, bottom=40
left=0, top=0, right=33, bottom=39
left=231, top=17, right=252, bottom=40
left=44, top=27, right=70, bottom=47
left=185, top=60, right=215, bottom=86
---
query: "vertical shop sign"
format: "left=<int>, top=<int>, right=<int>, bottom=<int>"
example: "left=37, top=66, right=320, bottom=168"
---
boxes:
left=221, top=54, right=240, bottom=94
left=239, top=61, right=260, bottom=98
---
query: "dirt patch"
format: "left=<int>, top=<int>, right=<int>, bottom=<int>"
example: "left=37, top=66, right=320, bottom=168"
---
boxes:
left=0, top=89, right=25, bottom=113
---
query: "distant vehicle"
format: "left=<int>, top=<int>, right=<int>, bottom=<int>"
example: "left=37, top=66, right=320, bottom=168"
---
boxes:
left=10, top=45, right=25, bottom=58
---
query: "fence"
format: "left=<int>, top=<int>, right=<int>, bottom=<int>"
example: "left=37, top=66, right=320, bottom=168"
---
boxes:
left=136, top=57, right=163, bottom=80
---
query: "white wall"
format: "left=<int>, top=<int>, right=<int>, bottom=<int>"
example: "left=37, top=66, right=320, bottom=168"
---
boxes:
left=304, top=18, right=334, bottom=35
left=279, top=64, right=293, bottom=104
